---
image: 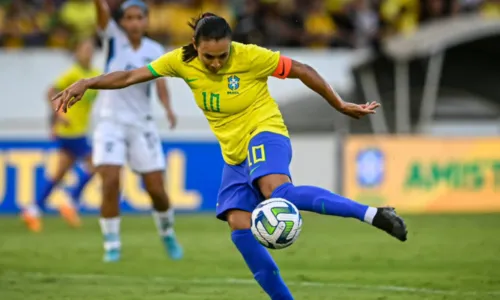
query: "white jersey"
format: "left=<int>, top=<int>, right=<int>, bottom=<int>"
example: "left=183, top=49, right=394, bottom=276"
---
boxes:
left=95, top=20, right=165, bottom=124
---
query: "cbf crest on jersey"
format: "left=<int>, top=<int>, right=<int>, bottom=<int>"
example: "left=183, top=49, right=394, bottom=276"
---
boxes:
left=227, top=75, right=240, bottom=95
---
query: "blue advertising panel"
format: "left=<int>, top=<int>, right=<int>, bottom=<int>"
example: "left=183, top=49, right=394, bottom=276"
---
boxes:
left=0, top=139, right=224, bottom=214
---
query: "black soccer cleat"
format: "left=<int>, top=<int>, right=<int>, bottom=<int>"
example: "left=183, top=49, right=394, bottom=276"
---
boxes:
left=372, top=207, right=408, bottom=242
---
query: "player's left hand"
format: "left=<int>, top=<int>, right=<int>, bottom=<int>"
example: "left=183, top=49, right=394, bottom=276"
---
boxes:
left=339, top=101, right=380, bottom=119
left=166, top=110, right=177, bottom=129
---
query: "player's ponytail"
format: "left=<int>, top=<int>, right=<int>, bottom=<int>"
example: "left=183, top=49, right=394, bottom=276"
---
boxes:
left=181, top=12, right=232, bottom=63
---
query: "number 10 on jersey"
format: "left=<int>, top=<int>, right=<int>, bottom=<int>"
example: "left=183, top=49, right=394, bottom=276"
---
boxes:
left=202, top=92, right=220, bottom=112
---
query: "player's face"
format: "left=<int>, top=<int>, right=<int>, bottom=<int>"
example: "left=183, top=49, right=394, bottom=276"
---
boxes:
left=195, top=38, right=231, bottom=73
left=120, top=7, right=148, bottom=40
left=75, top=40, right=94, bottom=67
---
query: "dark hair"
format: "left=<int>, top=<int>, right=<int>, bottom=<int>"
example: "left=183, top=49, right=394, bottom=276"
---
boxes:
left=182, top=12, right=232, bottom=63
left=114, top=0, right=150, bottom=38
left=117, top=0, right=149, bottom=20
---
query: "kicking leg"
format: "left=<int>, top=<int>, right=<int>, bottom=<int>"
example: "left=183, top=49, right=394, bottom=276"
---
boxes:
left=141, top=170, right=183, bottom=260
left=247, top=132, right=407, bottom=242
left=227, top=210, right=294, bottom=300
left=258, top=175, right=407, bottom=242
left=22, top=149, right=75, bottom=232
left=98, top=165, right=122, bottom=262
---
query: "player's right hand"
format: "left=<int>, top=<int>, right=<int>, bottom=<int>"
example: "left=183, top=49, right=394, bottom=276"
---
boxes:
left=52, top=79, right=89, bottom=113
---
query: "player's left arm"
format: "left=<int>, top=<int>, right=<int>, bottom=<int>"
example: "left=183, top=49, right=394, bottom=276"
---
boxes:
left=276, top=57, right=380, bottom=119
left=155, top=78, right=177, bottom=129
left=250, top=45, right=379, bottom=119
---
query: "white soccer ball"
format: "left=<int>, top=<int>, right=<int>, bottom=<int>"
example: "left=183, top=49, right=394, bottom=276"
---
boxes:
left=251, top=198, right=303, bottom=250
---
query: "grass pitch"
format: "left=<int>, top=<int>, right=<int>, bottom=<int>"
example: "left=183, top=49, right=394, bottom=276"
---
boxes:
left=1, top=213, right=499, bottom=299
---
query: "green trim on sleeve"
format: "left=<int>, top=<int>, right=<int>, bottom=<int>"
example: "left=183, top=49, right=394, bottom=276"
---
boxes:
left=147, top=64, right=161, bottom=77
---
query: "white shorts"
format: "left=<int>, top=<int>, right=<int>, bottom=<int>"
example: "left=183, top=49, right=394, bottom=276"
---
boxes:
left=92, top=119, right=165, bottom=173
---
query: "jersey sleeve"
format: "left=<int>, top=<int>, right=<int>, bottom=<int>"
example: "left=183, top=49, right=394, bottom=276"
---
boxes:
left=156, top=44, right=166, bottom=56
left=53, top=67, right=77, bottom=90
left=147, top=48, right=181, bottom=78
left=98, top=19, right=124, bottom=39
left=248, top=45, right=290, bottom=79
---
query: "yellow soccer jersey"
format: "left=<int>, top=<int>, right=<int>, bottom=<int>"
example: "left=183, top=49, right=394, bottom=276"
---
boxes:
left=53, top=64, right=101, bottom=137
left=148, top=42, right=290, bottom=165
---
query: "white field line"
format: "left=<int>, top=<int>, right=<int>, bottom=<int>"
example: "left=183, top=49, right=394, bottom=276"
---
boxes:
left=2, top=271, right=499, bottom=296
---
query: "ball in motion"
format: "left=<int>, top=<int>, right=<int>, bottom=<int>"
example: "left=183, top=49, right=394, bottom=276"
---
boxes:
left=251, top=198, right=302, bottom=249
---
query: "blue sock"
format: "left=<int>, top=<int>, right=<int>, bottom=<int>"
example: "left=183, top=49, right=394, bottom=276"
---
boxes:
left=271, top=182, right=373, bottom=222
left=70, top=170, right=93, bottom=205
left=231, top=229, right=293, bottom=300
left=36, top=178, right=56, bottom=212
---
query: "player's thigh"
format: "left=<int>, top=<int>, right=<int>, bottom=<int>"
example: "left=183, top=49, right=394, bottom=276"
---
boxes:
left=248, top=132, right=293, bottom=199
left=96, top=165, right=122, bottom=203
left=127, top=124, right=165, bottom=174
left=216, top=163, right=260, bottom=229
left=58, top=136, right=94, bottom=174
left=92, top=120, right=127, bottom=168
left=50, top=146, right=77, bottom=181
left=70, top=136, right=94, bottom=173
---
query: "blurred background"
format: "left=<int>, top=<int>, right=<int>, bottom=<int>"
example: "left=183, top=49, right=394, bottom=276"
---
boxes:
left=0, top=0, right=499, bottom=210
left=1, top=1, right=500, bottom=299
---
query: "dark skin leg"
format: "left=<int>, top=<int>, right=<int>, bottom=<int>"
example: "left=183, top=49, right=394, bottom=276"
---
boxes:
left=98, top=165, right=121, bottom=218
left=141, top=170, right=171, bottom=212
left=50, top=150, right=77, bottom=184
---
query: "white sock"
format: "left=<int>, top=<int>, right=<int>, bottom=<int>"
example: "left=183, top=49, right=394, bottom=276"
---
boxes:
left=363, top=207, right=378, bottom=224
left=152, top=209, right=175, bottom=237
left=99, top=217, right=121, bottom=251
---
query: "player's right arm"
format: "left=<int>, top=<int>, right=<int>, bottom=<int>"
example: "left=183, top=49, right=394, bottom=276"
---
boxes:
left=94, top=0, right=125, bottom=39
left=94, top=0, right=111, bottom=32
left=52, top=67, right=154, bottom=113
left=52, top=51, right=180, bottom=113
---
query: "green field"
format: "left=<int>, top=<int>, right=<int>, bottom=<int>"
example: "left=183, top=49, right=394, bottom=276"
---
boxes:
left=1, top=213, right=499, bottom=299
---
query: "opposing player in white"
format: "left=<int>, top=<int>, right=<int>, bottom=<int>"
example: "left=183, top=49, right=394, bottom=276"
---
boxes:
left=92, top=0, right=182, bottom=262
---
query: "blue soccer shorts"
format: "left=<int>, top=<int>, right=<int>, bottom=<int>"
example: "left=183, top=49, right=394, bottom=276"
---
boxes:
left=216, top=131, right=292, bottom=221
left=54, top=135, right=92, bottom=159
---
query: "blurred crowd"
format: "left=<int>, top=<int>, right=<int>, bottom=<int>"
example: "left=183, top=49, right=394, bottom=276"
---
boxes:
left=0, top=0, right=499, bottom=50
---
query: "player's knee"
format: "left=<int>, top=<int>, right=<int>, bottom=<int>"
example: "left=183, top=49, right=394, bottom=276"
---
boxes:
left=102, top=174, right=120, bottom=191
left=257, top=174, right=291, bottom=199
left=227, top=210, right=252, bottom=230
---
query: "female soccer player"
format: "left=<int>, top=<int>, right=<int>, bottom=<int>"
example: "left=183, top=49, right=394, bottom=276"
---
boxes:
left=53, top=13, right=408, bottom=298
left=91, top=0, right=182, bottom=262
left=22, top=38, right=100, bottom=233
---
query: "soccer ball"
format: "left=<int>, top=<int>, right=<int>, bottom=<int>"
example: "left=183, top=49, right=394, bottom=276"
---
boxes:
left=251, top=198, right=302, bottom=249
